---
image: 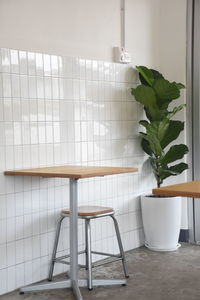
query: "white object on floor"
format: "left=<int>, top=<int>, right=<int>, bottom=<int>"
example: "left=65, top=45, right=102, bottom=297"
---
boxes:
left=141, top=195, right=182, bottom=252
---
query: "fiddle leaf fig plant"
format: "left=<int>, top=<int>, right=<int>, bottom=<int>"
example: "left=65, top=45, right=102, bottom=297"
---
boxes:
left=131, top=66, right=188, bottom=188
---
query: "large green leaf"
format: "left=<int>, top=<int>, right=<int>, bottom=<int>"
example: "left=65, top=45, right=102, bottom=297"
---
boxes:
left=141, top=138, right=153, bottom=156
left=138, top=67, right=164, bottom=87
left=131, top=85, right=167, bottom=121
left=169, top=162, right=188, bottom=174
left=159, top=169, right=177, bottom=182
left=140, top=120, right=169, bottom=156
left=140, top=132, right=162, bottom=156
left=146, top=134, right=162, bottom=156
left=139, top=73, right=149, bottom=86
left=173, top=82, right=185, bottom=90
left=144, top=106, right=167, bottom=122
left=139, top=120, right=149, bottom=128
left=159, top=144, right=189, bottom=165
left=157, top=119, right=170, bottom=142
left=131, top=85, right=157, bottom=107
left=158, top=163, right=188, bottom=181
left=161, top=120, right=184, bottom=149
left=136, top=66, right=154, bottom=86
left=159, top=168, right=177, bottom=182
left=144, top=120, right=169, bottom=142
left=160, top=163, right=188, bottom=181
left=151, top=69, right=164, bottom=80
left=153, top=79, right=180, bottom=101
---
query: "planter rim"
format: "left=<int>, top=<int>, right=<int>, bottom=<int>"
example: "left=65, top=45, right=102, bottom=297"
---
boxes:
left=141, top=193, right=182, bottom=199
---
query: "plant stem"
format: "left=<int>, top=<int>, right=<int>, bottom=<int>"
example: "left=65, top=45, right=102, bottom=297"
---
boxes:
left=155, top=156, right=161, bottom=188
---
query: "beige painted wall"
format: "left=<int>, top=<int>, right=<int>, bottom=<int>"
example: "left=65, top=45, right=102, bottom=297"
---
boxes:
left=0, top=0, right=188, bottom=227
left=0, top=0, right=160, bottom=64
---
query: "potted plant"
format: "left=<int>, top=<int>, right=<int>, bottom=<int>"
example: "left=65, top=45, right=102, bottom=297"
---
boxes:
left=131, top=66, right=189, bottom=251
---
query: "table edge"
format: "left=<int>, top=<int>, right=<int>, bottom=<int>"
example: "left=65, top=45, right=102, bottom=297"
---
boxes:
left=153, top=188, right=199, bottom=198
left=4, top=168, right=138, bottom=179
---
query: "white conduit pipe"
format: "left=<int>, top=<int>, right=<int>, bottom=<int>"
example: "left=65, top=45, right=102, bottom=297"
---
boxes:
left=120, top=0, right=125, bottom=49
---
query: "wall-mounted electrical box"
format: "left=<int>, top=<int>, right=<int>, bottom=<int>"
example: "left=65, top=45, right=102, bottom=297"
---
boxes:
left=113, top=47, right=131, bottom=64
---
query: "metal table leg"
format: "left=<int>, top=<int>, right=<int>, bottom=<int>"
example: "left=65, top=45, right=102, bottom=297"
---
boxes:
left=20, top=178, right=83, bottom=300
left=69, top=178, right=82, bottom=300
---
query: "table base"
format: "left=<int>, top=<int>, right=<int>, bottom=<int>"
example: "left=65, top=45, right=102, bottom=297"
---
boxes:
left=20, top=278, right=127, bottom=299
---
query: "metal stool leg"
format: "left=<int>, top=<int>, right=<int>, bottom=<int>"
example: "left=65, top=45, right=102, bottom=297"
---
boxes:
left=48, top=215, right=65, bottom=281
left=85, top=220, right=88, bottom=271
left=85, top=219, right=93, bottom=290
left=111, top=215, right=129, bottom=278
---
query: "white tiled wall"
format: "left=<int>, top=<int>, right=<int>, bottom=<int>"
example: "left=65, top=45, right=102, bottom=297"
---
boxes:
left=0, top=48, right=154, bottom=295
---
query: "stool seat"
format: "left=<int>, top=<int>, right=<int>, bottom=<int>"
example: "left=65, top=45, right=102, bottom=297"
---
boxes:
left=62, top=205, right=114, bottom=216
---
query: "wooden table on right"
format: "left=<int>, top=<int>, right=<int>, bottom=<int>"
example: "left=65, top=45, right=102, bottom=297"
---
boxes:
left=153, top=180, right=200, bottom=198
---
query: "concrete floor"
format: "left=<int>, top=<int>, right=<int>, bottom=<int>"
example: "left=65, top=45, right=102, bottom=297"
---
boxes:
left=1, top=243, right=200, bottom=300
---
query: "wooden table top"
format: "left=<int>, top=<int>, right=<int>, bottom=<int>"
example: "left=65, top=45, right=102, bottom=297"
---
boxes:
left=4, top=165, right=138, bottom=179
left=153, top=180, right=200, bottom=198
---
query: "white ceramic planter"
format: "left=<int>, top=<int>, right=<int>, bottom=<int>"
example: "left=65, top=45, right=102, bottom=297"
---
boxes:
left=141, top=195, right=182, bottom=252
